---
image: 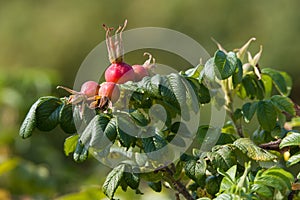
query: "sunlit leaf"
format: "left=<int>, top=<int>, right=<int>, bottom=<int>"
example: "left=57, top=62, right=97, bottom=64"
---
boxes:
left=262, top=68, right=288, bottom=96
left=233, top=138, right=276, bottom=161
left=64, top=134, right=79, bottom=156
left=261, top=74, right=273, bottom=98
left=208, top=145, right=237, bottom=171
left=280, top=131, right=300, bottom=149
left=286, top=152, right=300, bottom=167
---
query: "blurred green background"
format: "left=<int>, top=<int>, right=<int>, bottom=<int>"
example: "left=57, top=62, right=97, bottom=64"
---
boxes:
left=1, top=1, right=300, bottom=199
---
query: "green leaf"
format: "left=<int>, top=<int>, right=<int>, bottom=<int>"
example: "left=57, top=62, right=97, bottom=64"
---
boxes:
left=215, top=194, right=241, bottom=200
left=262, top=68, right=288, bottom=96
left=167, top=73, right=189, bottom=120
left=139, top=171, right=163, bottom=182
left=233, top=138, right=276, bottom=161
left=59, top=103, right=76, bottom=134
left=123, top=171, right=140, bottom=190
left=117, top=115, right=137, bottom=149
left=257, top=100, right=277, bottom=131
left=142, top=131, right=167, bottom=160
left=19, top=99, right=41, bottom=138
left=218, top=165, right=237, bottom=192
left=64, top=134, right=79, bottom=156
left=208, top=145, right=237, bottom=171
left=202, top=58, right=216, bottom=81
left=271, top=95, right=295, bottom=116
left=104, top=117, right=117, bottom=142
left=241, top=74, right=259, bottom=99
left=198, top=83, right=211, bottom=104
left=183, top=64, right=203, bottom=79
left=36, top=97, right=62, bottom=131
left=129, top=109, right=149, bottom=127
left=261, top=74, right=273, bottom=98
left=254, top=168, right=293, bottom=192
left=147, top=181, right=162, bottom=192
left=73, top=140, right=89, bottom=162
left=214, top=51, right=237, bottom=80
left=242, top=102, right=258, bottom=123
left=80, top=115, right=107, bottom=149
left=286, top=152, right=300, bottom=167
left=279, top=131, right=300, bottom=148
left=19, top=96, right=62, bottom=138
left=280, top=71, right=292, bottom=96
left=184, top=158, right=206, bottom=185
left=232, top=59, right=243, bottom=87
left=251, top=183, right=273, bottom=198
left=102, top=164, right=126, bottom=199
left=285, top=117, right=300, bottom=128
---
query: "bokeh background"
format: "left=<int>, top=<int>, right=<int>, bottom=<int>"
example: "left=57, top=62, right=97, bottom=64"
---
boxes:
left=1, top=1, right=300, bottom=199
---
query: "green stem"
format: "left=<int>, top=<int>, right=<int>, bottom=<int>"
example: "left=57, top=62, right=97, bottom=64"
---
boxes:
left=223, top=79, right=243, bottom=137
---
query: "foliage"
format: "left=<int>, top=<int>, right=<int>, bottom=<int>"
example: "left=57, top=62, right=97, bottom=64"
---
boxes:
left=19, top=38, right=300, bottom=200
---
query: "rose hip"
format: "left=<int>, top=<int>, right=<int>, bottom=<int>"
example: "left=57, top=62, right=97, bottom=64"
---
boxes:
left=132, top=64, right=149, bottom=81
left=105, top=62, right=135, bottom=84
left=103, top=20, right=135, bottom=84
left=80, top=81, right=100, bottom=97
left=132, top=52, right=155, bottom=81
left=98, top=82, right=120, bottom=103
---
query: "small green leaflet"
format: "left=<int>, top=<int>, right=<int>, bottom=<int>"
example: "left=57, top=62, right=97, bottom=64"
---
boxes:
left=214, top=51, right=237, bottom=80
left=64, top=134, right=79, bottom=156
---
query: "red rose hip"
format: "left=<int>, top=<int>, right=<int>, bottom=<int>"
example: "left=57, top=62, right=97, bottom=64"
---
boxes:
left=80, top=81, right=100, bottom=97
left=98, top=82, right=120, bottom=103
left=132, top=64, right=149, bottom=81
left=103, top=20, right=135, bottom=84
left=105, top=62, right=135, bottom=84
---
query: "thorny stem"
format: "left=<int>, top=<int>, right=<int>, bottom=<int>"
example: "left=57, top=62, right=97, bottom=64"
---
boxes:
left=223, top=79, right=244, bottom=137
left=161, top=166, right=194, bottom=200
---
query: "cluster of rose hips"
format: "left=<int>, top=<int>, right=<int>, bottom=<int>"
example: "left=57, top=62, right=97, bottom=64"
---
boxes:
left=58, top=20, right=155, bottom=111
